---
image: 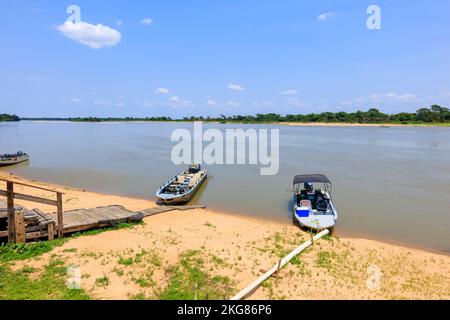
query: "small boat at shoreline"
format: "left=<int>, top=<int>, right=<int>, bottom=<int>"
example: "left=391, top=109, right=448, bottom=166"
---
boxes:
left=0, top=151, right=29, bottom=167
left=292, top=174, right=338, bottom=233
left=156, top=164, right=208, bottom=204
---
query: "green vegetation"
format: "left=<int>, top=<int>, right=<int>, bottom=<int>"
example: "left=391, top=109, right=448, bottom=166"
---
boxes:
left=118, top=256, right=134, bottom=266
left=118, top=249, right=151, bottom=266
left=22, top=116, right=173, bottom=122
left=71, top=221, right=142, bottom=237
left=0, top=222, right=141, bottom=264
left=203, top=105, right=450, bottom=124
left=0, top=240, right=67, bottom=263
left=19, top=105, right=450, bottom=125
left=316, top=251, right=337, bottom=270
left=0, top=260, right=90, bottom=300
left=158, top=250, right=234, bottom=300
left=0, top=221, right=144, bottom=299
left=0, top=113, right=20, bottom=122
left=95, top=275, right=110, bottom=287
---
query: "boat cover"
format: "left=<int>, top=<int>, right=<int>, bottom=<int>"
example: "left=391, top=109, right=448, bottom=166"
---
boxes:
left=293, top=174, right=331, bottom=185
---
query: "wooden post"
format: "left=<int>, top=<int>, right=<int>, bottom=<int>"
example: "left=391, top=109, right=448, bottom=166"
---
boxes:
left=6, top=182, right=15, bottom=243
left=275, top=259, right=282, bottom=274
left=15, top=209, right=25, bottom=243
left=47, top=223, right=54, bottom=241
left=57, top=193, right=63, bottom=238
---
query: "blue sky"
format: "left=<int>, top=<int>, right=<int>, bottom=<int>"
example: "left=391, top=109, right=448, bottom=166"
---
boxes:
left=1, top=0, right=450, bottom=118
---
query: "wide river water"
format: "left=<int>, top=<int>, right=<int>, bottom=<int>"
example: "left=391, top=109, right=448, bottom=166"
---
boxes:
left=1, top=121, right=449, bottom=253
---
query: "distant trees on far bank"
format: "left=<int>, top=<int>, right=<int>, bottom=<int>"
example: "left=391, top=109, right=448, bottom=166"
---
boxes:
left=180, top=105, right=450, bottom=124
left=13, top=105, right=450, bottom=124
left=0, top=114, right=20, bottom=122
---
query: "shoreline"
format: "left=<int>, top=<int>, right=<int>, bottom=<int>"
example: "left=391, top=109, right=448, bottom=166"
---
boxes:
left=277, top=122, right=450, bottom=128
left=2, top=171, right=448, bottom=256
left=8, top=120, right=450, bottom=128
left=1, top=172, right=449, bottom=300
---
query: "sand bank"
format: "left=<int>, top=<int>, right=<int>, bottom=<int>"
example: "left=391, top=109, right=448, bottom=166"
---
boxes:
left=1, top=172, right=449, bottom=300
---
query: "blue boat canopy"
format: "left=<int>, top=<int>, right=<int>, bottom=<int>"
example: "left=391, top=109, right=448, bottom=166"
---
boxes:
left=293, top=174, right=331, bottom=185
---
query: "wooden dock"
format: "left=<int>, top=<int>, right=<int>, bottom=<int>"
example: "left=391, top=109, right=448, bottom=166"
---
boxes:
left=139, top=205, right=206, bottom=217
left=47, top=205, right=143, bottom=234
left=1, top=193, right=205, bottom=242
left=0, top=178, right=206, bottom=243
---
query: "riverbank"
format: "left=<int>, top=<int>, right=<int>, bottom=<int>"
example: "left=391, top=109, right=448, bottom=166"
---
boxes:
left=1, top=172, right=449, bottom=300
left=278, top=122, right=450, bottom=127
left=9, top=119, right=450, bottom=127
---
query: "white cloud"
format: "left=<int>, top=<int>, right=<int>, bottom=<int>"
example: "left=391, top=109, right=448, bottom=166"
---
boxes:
left=207, top=99, right=218, bottom=106
left=70, top=97, right=81, bottom=103
left=317, top=12, right=335, bottom=21
left=93, top=98, right=126, bottom=107
left=116, top=19, right=123, bottom=27
left=135, top=99, right=154, bottom=107
left=155, top=88, right=170, bottom=94
left=228, top=84, right=245, bottom=91
left=280, top=89, right=298, bottom=96
left=252, top=101, right=274, bottom=108
left=141, top=18, right=153, bottom=25
left=339, top=92, right=419, bottom=108
left=286, top=97, right=304, bottom=107
left=369, top=93, right=417, bottom=103
left=93, top=100, right=113, bottom=106
left=224, top=101, right=241, bottom=107
left=167, top=96, right=192, bottom=107
left=57, top=21, right=121, bottom=49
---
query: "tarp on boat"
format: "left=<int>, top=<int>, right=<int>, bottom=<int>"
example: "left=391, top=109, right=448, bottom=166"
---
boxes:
left=293, top=174, right=331, bottom=185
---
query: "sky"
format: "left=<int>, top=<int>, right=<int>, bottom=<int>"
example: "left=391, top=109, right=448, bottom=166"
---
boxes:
left=1, top=0, right=450, bottom=118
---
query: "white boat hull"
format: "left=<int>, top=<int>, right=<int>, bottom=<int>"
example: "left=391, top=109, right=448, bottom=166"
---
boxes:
left=293, top=202, right=338, bottom=230
left=156, top=171, right=208, bottom=204
left=0, top=154, right=29, bottom=166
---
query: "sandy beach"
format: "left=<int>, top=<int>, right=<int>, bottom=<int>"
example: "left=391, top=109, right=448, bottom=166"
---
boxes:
left=0, top=172, right=449, bottom=300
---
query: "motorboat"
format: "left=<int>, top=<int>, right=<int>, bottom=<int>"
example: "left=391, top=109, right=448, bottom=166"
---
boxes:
left=156, top=164, right=208, bottom=204
left=292, top=174, right=338, bottom=233
left=0, top=151, right=29, bottom=167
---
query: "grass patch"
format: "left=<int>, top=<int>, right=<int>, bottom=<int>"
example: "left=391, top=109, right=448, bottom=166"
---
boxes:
left=133, top=272, right=155, bottom=288
left=0, top=221, right=142, bottom=264
left=21, top=266, right=37, bottom=274
left=72, top=221, right=143, bottom=238
left=130, top=292, right=147, bottom=300
left=316, top=251, right=335, bottom=270
left=113, top=267, right=124, bottom=277
left=95, top=276, right=110, bottom=287
left=0, top=260, right=90, bottom=300
left=204, top=222, right=216, bottom=229
left=322, top=234, right=334, bottom=241
left=118, top=257, right=134, bottom=266
left=159, top=250, right=234, bottom=300
left=0, top=239, right=67, bottom=263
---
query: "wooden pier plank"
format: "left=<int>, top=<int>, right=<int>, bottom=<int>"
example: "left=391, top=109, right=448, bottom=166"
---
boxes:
left=1, top=203, right=204, bottom=242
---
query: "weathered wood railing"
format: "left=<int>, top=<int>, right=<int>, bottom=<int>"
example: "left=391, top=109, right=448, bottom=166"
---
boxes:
left=0, top=178, right=64, bottom=243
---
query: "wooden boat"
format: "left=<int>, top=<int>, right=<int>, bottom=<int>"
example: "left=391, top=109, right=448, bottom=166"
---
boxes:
left=0, top=151, right=29, bottom=167
left=292, top=174, right=338, bottom=234
left=156, top=164, right=208, bottom=204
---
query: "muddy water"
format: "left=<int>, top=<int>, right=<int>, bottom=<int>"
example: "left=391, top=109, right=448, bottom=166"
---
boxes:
left=1, top=121, right=449, bottom=252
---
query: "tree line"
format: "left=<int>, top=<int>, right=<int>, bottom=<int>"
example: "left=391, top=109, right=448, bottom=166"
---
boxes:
left=0, top=114, right=20, bottom=121
left=183, top=105, right=450, bottom=124
left=7, top=105, right=450, bottom=124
